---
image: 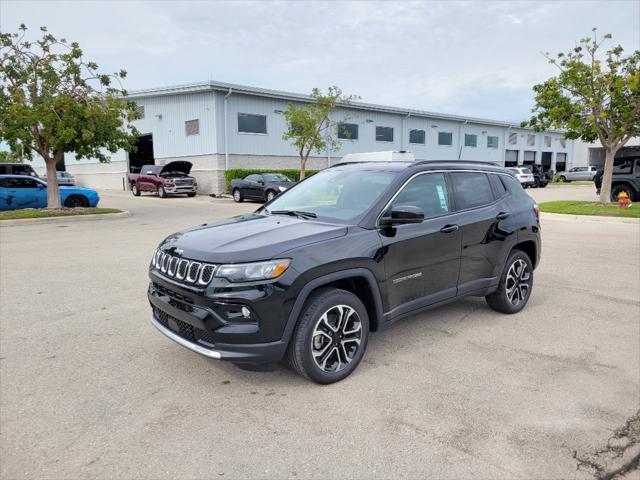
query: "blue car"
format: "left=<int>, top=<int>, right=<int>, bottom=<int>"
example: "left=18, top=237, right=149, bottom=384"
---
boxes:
left=0, top=174, right=100, bottom=210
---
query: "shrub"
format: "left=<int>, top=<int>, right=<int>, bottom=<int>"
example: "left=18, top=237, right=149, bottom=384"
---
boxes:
left=224, top=169, right=319, bottom=192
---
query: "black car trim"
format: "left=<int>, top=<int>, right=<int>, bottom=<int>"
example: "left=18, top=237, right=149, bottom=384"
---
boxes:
left=383, top=286, right=458, bottom=322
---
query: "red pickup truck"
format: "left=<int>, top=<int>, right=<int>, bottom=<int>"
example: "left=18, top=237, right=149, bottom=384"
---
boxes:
left=128, top=161, right=198, bottom=198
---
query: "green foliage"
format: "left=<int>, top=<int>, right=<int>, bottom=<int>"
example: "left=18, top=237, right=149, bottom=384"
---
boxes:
left=282, top=86, right=357, bottom=179
left=224, top=168, right=318, bottom=191
left=0, top=150, right=21, bottom=163
left=0, top=24, right=140, bottom=207
left=0, top=207, right=122, bottom=220
left=522, top=29, right=639, bottom=203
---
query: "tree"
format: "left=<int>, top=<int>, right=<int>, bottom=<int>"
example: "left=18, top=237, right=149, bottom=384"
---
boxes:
left=0, top=150, right=21, bottom=163
left=523, top=29, right=640, bottom=203
left=0, top=25, right=140, bottom=208
left=282, top=86, right=357, bottom=180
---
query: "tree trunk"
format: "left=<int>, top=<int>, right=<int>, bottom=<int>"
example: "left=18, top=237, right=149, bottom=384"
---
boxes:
left=45, top=154, right=62, bottom=209
left=598, top=147, right=617, bottom=204
left=299, top=154, right=306, bottom=180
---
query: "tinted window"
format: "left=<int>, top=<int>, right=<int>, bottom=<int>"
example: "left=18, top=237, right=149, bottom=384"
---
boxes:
left=390, top=173, right=450, bottom=218
left=376, top=126, right=393, bottom=142
left=6, top=177, right=38, bottom=188
left=263, top=173, right=291, bottom=182
left=409, top=129, right=425, bottom=144
left=0, top=165, right=7, bottom=174
left=11, top=165, right=36, bottom=176
left=244, top=174, right=262, bottom=182
left=0, top=178, right=10, bottom=187
left=464, top=134, right=477, bottom=147
left=523, top=168, right=532, bottom=174
left=337, top=123, right=358, bottom=140
left=438, top=132, right=453, bottom=146
left=450, top=172, right=494, bottom=209
left=500, top=174, right=523, bottom=192
left=489, top=174, right=507, bottom=197
left=238, top=113, right=267, bottom=134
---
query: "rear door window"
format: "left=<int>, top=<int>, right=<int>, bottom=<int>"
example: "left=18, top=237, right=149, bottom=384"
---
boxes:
left=489, top=174, right=508, bottom=198
left=450, top=172, right=495, bottom=210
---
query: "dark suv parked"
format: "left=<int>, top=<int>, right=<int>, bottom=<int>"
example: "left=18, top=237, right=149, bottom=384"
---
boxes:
left=148, top=161, right=541, bottom=383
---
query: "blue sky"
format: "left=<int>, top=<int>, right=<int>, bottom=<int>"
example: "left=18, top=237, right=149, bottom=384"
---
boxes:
left=1, top=0, right=638, bottom=124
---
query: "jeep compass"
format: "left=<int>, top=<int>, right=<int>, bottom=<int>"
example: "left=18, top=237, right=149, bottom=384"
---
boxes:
left=148, top=161, right=541, bottom=384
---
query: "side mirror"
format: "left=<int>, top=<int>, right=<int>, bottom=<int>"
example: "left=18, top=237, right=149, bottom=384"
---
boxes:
left=257, top=180, right=264, bottom=185
left=379, top=205, right=425, bottom=227
left=38, top=183, right=45, bottom=189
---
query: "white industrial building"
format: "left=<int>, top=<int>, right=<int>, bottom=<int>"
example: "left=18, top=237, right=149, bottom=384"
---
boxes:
left=32, top=80, right=576, bottom=194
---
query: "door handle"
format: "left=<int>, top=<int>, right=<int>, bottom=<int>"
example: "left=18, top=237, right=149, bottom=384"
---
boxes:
left=440, top=224, right=459, bottom=233
left=496, top=212, right=511, bottom=220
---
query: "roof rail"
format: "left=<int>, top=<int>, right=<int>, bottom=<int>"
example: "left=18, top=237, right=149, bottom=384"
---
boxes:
left=413, top=160, right=501, bottom=167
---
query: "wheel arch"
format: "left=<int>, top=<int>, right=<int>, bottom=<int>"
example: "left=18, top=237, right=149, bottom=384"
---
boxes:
left=512, top=240, right=538, bottom=269
left=284, top=269, right=383, bottom=344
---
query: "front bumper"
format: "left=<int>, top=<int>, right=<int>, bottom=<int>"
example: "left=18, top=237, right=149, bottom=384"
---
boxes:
left=165, top=185, right=197, bottom=194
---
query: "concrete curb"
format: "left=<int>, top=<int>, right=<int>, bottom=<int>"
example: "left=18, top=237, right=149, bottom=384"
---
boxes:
left=541, top=211, right=640, bottom=224
left=0, top=210, right=131, bottom=227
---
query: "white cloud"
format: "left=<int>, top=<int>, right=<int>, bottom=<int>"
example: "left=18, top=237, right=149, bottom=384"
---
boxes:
left=1, top=0, right=638, bottom=122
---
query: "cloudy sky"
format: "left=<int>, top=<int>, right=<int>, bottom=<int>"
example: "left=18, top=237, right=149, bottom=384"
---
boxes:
left=1, top=0, right=638, bottom=123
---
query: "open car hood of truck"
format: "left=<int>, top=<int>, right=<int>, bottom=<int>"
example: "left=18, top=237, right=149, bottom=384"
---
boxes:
left=160, top=161, right=193, bottom=175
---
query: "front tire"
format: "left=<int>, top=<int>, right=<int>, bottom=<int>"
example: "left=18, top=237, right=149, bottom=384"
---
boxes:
left=486, top=249, right=534, bottom=314
left=158, top=186, right=167, bottom=198
left=287, top=288, right=369, bottom=384
left=233, top=188, right=243, bottom=202
left=131, top=184, right=140, bottom=196
left=187, top=192, right=196, bottom=198
left=64, top=195, right=88, bottom=208
left=265, top=190, right=276, bottom=202
left=559, top=176, right=567, bottom=182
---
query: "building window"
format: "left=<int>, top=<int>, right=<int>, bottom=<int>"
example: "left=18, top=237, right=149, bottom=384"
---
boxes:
left=409, top=129, right=425, bottom=144
left=508, top=132, right=517, bottom=145
left=487, top=136, right=499, bottom=148
left=376, top=126, right=394, bottom=142
left=337, top=122, right=358, bottom=140
left=438, top=132, right=453, bottom=146
left=544, top=135, right=551, bottom=147
left=185, top=119, right=200, bottom=136
left=238, top=113, right=267, bottom=134
left=464, top=134, right=477, bottom=147
left=136, top=105, right=145, bottom=119
left=560, top=137, right=567, bottom=148
left=527, top=134, right=535, bottom=146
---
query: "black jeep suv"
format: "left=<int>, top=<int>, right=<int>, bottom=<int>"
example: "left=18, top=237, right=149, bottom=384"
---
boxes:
left=148, top=161, right=541, bottom=384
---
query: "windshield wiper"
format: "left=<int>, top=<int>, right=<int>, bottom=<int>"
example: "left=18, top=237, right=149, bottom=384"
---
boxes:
left=270, top=210, right=317, bottom=219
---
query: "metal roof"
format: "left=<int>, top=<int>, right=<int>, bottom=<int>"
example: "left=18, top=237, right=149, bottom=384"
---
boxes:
left=127, top=80, right=554, bottom=132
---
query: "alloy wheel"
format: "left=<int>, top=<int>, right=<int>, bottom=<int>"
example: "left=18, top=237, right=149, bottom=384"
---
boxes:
left=505, top=259, right=531, bottom=306
left=311, top=305, right=362, bottom=373
left=233, top=190, right=241, bottom=201
left=267, top=191, right=275, bottom=201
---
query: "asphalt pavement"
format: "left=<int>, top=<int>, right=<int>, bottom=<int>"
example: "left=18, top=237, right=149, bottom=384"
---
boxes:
left=1, top=185, right=638, bottom=479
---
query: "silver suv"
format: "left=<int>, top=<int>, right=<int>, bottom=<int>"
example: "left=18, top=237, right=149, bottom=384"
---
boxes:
left=559, top=166, right=597, bottom=182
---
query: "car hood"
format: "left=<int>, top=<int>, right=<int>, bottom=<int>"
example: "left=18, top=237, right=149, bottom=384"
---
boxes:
left=159, top=213, right=347, bottom=263
left=160, top=161, right=192, bottom=175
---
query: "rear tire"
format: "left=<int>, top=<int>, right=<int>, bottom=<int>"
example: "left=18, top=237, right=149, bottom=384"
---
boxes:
left=287, top=288, right=369, bottom=384
left=611, top=185, right=635, bottom=202
left=131, top=184, right=140, bottom=196
left=266, top=190, right=276, bottom=202
left=158, top=186, right=167, bottom=198
left=559, top=176, right=567, bottom=182
left=64, top=195, right=88, bottom=208
left=233, top=188, right=243, bottom=202
left=486, top=249, right=533, bottom=314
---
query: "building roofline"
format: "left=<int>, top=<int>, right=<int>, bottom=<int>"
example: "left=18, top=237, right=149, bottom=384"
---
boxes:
left=127, top=80, right=562, bottom=133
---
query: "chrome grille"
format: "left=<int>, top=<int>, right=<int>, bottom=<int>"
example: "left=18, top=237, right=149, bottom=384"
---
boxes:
left=174, top=178, right=194, bottom=186
left=151, top=250, right=216, bottom=286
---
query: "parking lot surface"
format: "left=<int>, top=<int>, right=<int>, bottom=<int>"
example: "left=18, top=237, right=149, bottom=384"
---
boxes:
left=1, top=186, right=638, bottom=479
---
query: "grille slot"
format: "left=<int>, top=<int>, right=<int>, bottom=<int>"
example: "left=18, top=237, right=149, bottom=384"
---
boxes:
left=154, top=308, right=214, bottom=346
left=151, top=250, right=216, bottom=286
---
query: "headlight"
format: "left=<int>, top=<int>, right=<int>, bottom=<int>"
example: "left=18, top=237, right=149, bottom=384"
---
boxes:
left=215, top=259, right=290, bottom=282
left=277, top=186, right=287, bottom=192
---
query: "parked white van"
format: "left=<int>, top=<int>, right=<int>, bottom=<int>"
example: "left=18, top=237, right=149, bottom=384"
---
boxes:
left=340, top=151, right=416, bottom=163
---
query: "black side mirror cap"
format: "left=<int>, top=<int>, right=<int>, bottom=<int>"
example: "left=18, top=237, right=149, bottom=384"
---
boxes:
left=379, top=205, right=425, bottom=226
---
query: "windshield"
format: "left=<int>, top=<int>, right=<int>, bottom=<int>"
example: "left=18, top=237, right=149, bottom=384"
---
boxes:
left=523, top=168, right=532, bottom=174
left=265, top=168, right=398, bottom=223
left=264, top=173, right=292, bottom=182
